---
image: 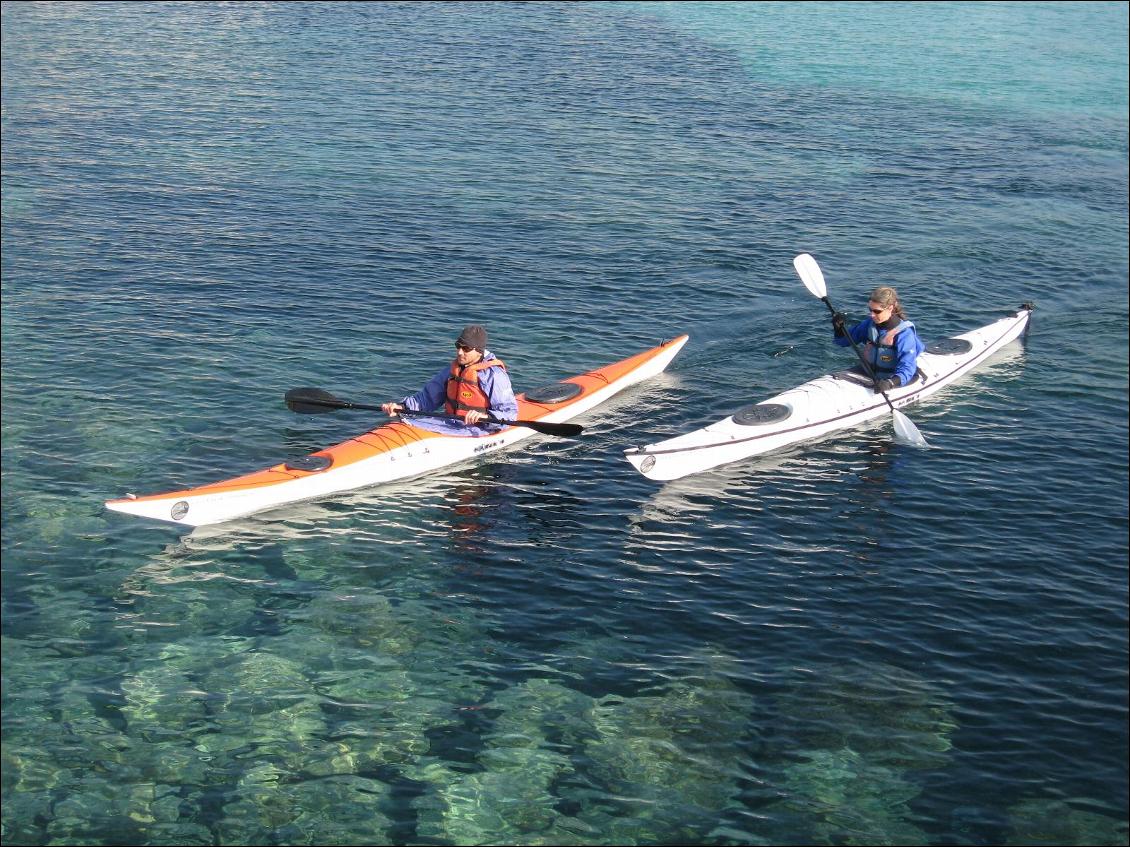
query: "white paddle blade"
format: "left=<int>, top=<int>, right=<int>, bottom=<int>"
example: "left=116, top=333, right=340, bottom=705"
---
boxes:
left=793, top=253, right=827, bottom=299
left=892, top=409, right=930, bottom=448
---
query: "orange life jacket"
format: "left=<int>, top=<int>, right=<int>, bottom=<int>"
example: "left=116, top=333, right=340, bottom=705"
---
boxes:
left=445, top=357, right=507, bottom=417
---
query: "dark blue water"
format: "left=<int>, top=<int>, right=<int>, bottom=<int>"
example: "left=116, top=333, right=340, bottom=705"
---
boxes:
left=3, top=3, right=1127, bottom=845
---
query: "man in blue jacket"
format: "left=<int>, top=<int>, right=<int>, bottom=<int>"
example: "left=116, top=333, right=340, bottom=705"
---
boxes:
left=382, top=324, right=519, bottom=435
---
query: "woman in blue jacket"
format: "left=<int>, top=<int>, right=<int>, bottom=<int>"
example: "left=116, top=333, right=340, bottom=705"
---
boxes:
left=832, top=286, right=925, bottom=391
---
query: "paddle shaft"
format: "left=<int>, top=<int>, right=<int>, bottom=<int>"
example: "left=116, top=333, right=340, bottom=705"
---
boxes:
left=394, top=405, right=521, bottom=429
left=286, top=391, right=581, bottom=437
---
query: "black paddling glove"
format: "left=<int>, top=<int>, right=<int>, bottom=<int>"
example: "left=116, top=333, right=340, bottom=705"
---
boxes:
left=831, top=312, right=848, bottom=337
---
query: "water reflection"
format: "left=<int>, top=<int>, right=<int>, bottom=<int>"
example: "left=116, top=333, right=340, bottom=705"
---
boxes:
left=447, top=481, right=495, bottom=559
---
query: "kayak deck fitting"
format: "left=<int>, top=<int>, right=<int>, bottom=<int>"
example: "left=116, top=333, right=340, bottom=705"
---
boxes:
left=106, top=335, right=689, bottom=527
left=625, top=305, right=1033, bottom=481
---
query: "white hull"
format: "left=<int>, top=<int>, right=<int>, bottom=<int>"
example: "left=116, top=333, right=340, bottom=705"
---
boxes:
left=625, top=307, right=1032, bottom=481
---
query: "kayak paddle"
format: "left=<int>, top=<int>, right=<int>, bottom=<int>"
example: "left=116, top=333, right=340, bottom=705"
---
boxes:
left=792, top=253, right=929, bottom=448
left=284, top=387, right=584, bottom=438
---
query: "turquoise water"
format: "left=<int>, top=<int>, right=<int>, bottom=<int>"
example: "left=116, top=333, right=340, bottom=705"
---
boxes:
left=2, top=2, right=1127, bottom=845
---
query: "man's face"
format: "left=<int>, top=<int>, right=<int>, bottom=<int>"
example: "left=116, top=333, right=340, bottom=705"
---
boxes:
left=456, top=343, right=483, bottom=365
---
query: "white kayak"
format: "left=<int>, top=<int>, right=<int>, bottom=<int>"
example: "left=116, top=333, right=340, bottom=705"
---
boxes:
left=625, top=306, right=1032, bottom=481
left=106, top=335, right=689, bottom=527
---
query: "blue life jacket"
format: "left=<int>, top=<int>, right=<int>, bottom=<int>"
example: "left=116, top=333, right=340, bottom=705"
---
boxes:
left=865, top=319, right=914, bottom=379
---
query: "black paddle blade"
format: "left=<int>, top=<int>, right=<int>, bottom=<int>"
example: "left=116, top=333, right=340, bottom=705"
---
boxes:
left=523, top=420, right=583, bottom=437
left=285, top=387, right=348, bottom=414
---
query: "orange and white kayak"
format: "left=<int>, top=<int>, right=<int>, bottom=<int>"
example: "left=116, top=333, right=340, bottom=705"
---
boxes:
left=105, top=335, right=689, bottom=527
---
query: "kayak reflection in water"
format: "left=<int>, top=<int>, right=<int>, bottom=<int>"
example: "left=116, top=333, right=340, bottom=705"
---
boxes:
left=831, top=285, right=927, bottom=392
left=381, top=324, right=520, bottom=436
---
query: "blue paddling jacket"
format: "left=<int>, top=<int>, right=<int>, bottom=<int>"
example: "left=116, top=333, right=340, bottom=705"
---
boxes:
left=835, top=317, right=926, bottom=387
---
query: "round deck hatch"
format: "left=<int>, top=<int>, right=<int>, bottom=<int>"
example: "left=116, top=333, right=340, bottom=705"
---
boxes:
left=525, top=382, right=583, bottom=404
left=286, top=455, right=333, bottom=472
left=733, top=403, right=792, bottom=426
left=926, top=337, right=973, bottom=355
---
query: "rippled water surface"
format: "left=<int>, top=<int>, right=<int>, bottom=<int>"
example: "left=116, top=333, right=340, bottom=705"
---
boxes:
left=3, top=3, right=1127, bottom=845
